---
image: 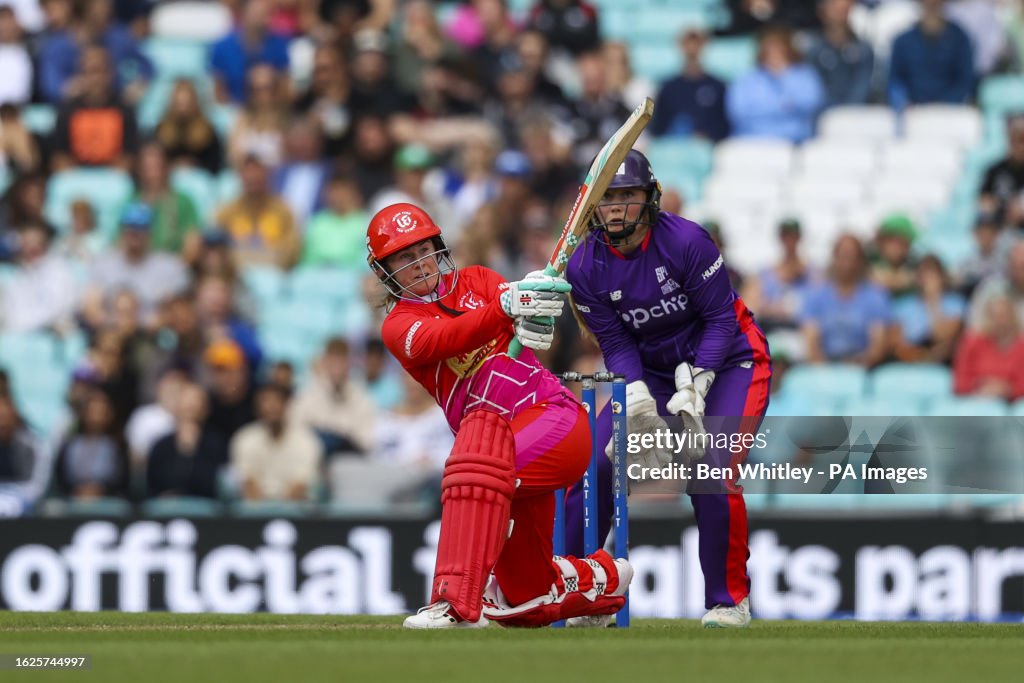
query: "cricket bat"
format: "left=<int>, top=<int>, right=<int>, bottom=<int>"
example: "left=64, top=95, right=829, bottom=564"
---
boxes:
left=509, top=96, right=655, bottom=358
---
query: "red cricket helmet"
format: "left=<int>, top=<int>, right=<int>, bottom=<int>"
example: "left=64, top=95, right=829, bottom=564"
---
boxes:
left=367, top=203, right=442, bottom=262
left=366, top=203, right=457, bottom=301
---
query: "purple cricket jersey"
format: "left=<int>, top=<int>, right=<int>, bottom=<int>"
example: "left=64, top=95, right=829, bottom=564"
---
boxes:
left=566, top=211, right=760, bottom=381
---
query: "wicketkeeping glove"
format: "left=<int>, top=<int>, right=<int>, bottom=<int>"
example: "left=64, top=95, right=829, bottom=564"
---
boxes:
left=513, top=316, right=556, bottom=351
left=606, top=380, right=673, bottom=469
left=666, top=363, right=716, bottom=460
left=499, top=271, right=572, bottom=319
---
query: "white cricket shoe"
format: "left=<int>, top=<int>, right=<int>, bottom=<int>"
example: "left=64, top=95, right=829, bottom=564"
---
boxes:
left=566, top=614, right=614, bottom=628
left=701, top=597, right=751, bottom=628
left=403, top=601, right=489, bottom=629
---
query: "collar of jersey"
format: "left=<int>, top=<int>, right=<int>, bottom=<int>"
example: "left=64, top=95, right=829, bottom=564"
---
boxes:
left=608, top=229, right=652, bottom=260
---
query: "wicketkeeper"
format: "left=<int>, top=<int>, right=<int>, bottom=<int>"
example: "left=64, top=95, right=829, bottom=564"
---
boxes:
left=565, top=150, right=772, bottom=628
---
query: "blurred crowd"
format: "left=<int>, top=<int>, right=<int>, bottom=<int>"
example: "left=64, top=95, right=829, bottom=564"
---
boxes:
left=0, top=0, right=1022, bottom=515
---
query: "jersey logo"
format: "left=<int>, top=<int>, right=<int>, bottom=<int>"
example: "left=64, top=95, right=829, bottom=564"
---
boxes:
left=620, top=293, right=689, bottom=329
left=446, top=338, right=499, bottom=378
left=610, top=290, right=622, bottom=301
left=661, top=278, right=680, bottom=295
left=702, top=255, right=724, bottom=281
left=459, top=291, right=485, bottom=310
left=656, top=266, right=668, bottom=283
left=404, top=321, right=423, bottom=357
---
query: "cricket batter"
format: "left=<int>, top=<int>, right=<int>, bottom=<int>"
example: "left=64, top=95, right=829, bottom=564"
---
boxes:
left=565, top=150, right=771, bottom=628
left=368, top=203, right=633, bottom=629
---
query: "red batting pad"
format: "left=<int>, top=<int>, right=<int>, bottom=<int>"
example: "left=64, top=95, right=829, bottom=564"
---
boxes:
left=431, top=410, right=517, bottom=622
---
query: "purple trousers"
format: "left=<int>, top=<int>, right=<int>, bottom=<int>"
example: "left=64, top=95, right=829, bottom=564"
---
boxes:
left=565, top=360, right=771, bottom=609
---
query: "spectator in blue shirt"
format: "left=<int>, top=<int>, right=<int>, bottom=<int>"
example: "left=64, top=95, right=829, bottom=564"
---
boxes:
left=38, top=0, right=154, bottom=105
left=726, top=25, right=825, bottom=143
left=801, top=234, right=892, bottom=367
left=805, top=0, right=874, bottom=107
left=210, top=0, right=290, bottom=104
left=891, top=254, right=965, bottom=364
left=888, top=0, right=974, bottom=109
left=649, top=28, right=730, bottom=141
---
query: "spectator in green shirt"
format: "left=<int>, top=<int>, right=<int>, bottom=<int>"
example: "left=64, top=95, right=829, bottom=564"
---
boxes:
left=301, top=173, right=368, bottom=269
left=131, top=142, right=202, bottom=263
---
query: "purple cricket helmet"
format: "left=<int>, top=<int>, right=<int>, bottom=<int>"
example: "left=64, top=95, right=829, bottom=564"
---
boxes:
left=591, top=149, right=662, bottom=244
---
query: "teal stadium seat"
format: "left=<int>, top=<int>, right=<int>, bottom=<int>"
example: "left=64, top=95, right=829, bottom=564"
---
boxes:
left=142, top=497, right=223, bottom=518
left=20, top=104, right=56, bottom=136
left=171, top=167, right=218, bottom=223
left=928, top=396, right=1008, bottom=416
left=40, top=497, right=133, bottom=518
left=0, top=331, right=61, bottom=368
left=869, top=363, right=952, bottom=405
left=979, top=75, right=1024, bottom=117
left=210, top=104, right=239, bottom=140
left=842, top=395, right=927, bottom=417
left=231, top=500, right=316, bottom=518
left=44, top=168, right=134, bottom=240
left=218, top=169, right=241, bottom=205
left=702, top=36, right=757, bottom=83
left=141, top=38, right=209, bottom=80
left=630, top=43, right=681, bottom=82
left=242, top=266, right=287, bottom=305
left=647, top=138, right=713, bottom=177
left=287, top=267, right=361, bottom=305
left=779, top=363, right=867, bottom=407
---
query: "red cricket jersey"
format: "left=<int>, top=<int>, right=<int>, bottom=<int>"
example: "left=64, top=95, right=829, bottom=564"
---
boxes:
left=381, top=266, right=571, bottom=433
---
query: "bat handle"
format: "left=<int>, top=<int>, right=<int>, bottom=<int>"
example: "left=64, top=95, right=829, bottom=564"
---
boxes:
left=508, top=264, right=563, bottom=359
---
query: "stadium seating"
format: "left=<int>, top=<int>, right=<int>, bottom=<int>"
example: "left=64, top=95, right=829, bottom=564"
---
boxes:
left=44, top=168, right=134, bottom=241
left=869, top=364, right=953, bottom=402
left=819, top=106, right=897, bottom=143
left=20, top=104, right=56, bottom=136
left=39, top=497, right=133, bottom=518
left=928, top=397, right=1009, bottom=417
left=171, top=167, right=219, bottom=223
left=979, top=75, right=1024, bottom=118
left=904, top=106, right=983, bottom=151
left=141, top=497, right=223, bottom=518
left=149, top=1, right=233, bottom=41
left=779, top=364, right=867, bottom=406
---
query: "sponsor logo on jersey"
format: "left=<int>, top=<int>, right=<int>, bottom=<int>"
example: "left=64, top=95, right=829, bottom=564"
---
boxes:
left=458, top=291, right=485, bottom=310
left=655, top=266, right=668, bottom=283
left=404, top=321, right=422, bottom=357
left=661, top=278, right=680, bottom=295
left=610, top=290, right=622, bottom=301
left=620, top=293, right=689, bottom=329
left=702, top=255, right=724, bottom=281
left=446, top=338, right=498, bottom=378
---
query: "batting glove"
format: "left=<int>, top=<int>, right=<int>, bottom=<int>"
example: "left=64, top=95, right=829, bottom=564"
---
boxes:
left=499, top=272, right=572, bottom=319
left=513, top=316, right=556, bottom=351
left=606, top=380, right=673, bottom=469
left=666, top=363, right=716, bottom=460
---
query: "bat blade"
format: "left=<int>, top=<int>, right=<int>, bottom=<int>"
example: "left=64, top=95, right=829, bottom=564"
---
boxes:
left=508, top=97, right=654, bottom=358
left=547, top=96, right=655, bottom=276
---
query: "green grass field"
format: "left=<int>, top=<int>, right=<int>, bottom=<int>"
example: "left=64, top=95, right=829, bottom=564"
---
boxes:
left=1, top=612, right=1021, bottom=683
